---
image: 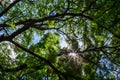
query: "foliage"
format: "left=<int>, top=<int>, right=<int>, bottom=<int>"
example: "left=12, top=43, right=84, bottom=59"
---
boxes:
left=0, top=0, right=120, bottom=80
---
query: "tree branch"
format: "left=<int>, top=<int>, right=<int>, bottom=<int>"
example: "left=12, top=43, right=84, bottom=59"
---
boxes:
left=15, top=13, right=93, bottom=25
left=78, top=46, right=119, bottom=53
left=0, top=0, right=21, bottom=17
left=0, top=25, right=30, bottom=42
left=3, top=64, right=27, bottom=72
left=9, top=25, right=30, bottom=39
left=10, top=40, right=68, bottom=80
left=0, top=34, right=10, bottom=42
left=81, top=0, right=97, bottom=13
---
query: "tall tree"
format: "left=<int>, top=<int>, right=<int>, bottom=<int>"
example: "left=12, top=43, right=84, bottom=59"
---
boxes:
left=0, top=0, right=120, bottom=79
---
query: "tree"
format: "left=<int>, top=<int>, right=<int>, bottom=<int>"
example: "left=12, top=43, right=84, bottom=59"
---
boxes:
left=0, top=0, right=120, bottom=80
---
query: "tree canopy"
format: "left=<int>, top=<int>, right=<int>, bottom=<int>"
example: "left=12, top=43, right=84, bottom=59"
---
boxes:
left=0, top=0, right=120, bottom=80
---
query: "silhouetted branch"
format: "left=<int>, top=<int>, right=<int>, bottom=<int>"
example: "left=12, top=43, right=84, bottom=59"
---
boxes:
left=0, top=0, right=21, bottom=17
left=15, top=13, right=93, bottom=25
left=81, top=0, right=97, bottom=13
left=78, top=46, right=120, bottom=53
left=10, top=40, right=68, bottom=80
left=0, top=25, right=30, bottom=42
left=0, top=64, right=27, bottom=72
left=9, top=25, right=30, bottom=39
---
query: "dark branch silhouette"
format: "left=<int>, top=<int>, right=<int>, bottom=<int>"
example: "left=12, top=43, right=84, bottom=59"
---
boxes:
left=0, top=0, right=21, bottom=17
left=10, top=40, right=68, bottom=80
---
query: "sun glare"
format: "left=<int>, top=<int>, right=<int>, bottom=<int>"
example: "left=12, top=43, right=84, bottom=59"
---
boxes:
left=68, top=52, right=77, bottom=58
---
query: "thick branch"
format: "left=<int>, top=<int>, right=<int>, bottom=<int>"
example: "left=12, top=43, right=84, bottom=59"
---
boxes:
left=10, top=40, right=67, bottom=79
left=9, top=25, right=30, bottom=39
left=15, top=13, right=93, bottom=25
left=0, top=0, right=21, bottom=17
left=0, top=25, right=29, bottom=42
left=0, top=34, right=10, bottom=42
left=33, top=26, right=59, bottom=30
